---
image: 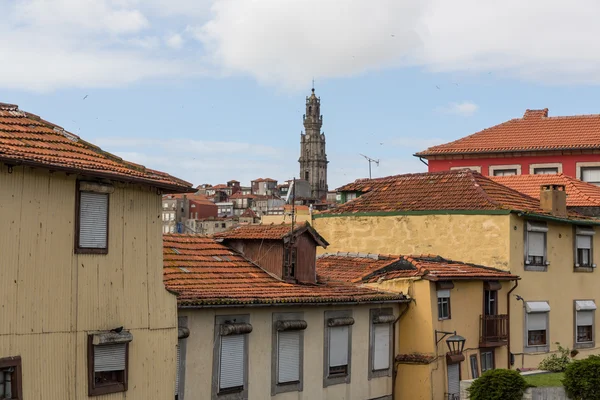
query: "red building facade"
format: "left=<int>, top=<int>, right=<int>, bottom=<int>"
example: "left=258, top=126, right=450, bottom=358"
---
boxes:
left=416, top=109, right=600, bottom=185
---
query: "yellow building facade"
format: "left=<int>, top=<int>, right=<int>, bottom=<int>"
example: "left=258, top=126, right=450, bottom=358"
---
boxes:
left=314, top=210, right=600, bottom=399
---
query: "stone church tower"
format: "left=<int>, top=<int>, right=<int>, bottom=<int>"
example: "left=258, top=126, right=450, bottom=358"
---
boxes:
left=299, top=88, right=328, bottom=199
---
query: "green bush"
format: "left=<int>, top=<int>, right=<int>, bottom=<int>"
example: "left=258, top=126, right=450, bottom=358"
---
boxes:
left=538, top=343, right=571, bottom=372
left=563, top=356, right=600, bottom=400
left=467, top=369, right=529, bottom=400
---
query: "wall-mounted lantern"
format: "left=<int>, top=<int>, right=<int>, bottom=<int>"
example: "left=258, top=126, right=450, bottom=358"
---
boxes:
left=435, top=330, right=466, bottom=363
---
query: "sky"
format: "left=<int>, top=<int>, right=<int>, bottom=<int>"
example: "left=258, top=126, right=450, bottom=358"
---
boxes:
left=3, top=0, right=600, bottom=188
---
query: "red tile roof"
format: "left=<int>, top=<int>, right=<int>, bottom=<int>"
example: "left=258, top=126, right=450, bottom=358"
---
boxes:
left=229, top=192, right=257, bottom=200
left=336, top=176, right=395, bottom=193
left=323, top=170, right=589, bottom=220
left=317, top=253, right=518, bottom=283
left=211, top=184, right=229, bottom=190
left=163, top=235, right=408, bottom=307
left=416, top=108, right=600, bottom=156
left=492, top=174, right=600, bottom=207
left=214, top=221, right=329, bottom=247
left=240, top=208, right=258, bottom=218
left=0, top=102, right=192, bottom=192
left=252, top=177, right=277, bottom=182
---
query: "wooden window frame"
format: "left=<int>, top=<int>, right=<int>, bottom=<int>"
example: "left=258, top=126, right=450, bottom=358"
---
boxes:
left=469, top=354, right=479, bottom=379
left=75, top=181, right=110, bottom=255
left=87, top=336, right=129, bottom=396
left=437, top=290, right=451, bottom=320
left=480, top=350, right=495, bottom=373
left=0, top=356, right=23, bottom=400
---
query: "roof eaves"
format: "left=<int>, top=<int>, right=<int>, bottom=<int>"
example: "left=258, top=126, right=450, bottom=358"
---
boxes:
left=315, top=209, right=512, bottom=219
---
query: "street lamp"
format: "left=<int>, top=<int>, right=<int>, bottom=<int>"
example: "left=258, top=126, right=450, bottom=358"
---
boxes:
left=435, top=330, right=466, bottom=363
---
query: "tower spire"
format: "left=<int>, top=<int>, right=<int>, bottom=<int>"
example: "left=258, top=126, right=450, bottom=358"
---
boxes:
left=299, top=86, right=328, bottom=200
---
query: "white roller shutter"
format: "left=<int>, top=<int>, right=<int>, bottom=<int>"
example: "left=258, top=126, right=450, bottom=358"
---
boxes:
left=577, top=311, right=594, bottom=326
left=373, top=324, right=390, bottom=370
left=176, top=340, right=181, bottom=394
left=277, top=331, right=300, bottom=383
left=582, top=168, right=600, bottom=183
left=219, top=335, right=244, bottom=390
left=577, top=235, right=592, bottom=250
left=437, top=289, right=450, bottom=298
left=79, top=192, right=108, bottom=248
left=329, top=326, right=349, bottom=367
left=528, top=313, right=548, bottom=331
left=447, top=363, right=460, bottom=396
left=528, top=231, right=545, bottom=257
left=94, top=343, right=126, bottom=372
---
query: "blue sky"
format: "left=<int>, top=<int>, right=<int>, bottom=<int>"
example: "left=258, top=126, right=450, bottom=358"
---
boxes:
left=2, top=0, right=600, bottom=188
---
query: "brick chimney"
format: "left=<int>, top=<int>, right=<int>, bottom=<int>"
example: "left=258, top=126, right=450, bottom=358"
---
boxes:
left=523, top=108, right=549, bottom=119
left=540, top=184, right=567, bottom=217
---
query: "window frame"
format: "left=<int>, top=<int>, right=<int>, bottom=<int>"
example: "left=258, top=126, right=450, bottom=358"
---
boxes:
left=574, top=226, right=595, bottom=271
left=437, top=290, right=451, bottom=320
left=87, top=335, right=130, bottom=396
left=469, top=354, right=479, bottom=379
left=480, top=350, right=494, bottom=373
left=211, top=314, right=250, bottom=400
left=574, top=300, right=596, bottom=349
left=524, top=221, right=548, bottom=271
left=176, top=316, right=189, bottom=400
left=524, top=301, right=550, bottom=353
left=489, top=164, right=522, bottom=176
left=271, top=312, right=305, bottom=395
left=0, top=356, right=23, bottom=400
left=577, top=163, right=600, bottom=186
left=529, top=163, right=562, bottom=175
left=450, top=166, right=482, bottom=173
left=75, top=181, right=111, bottom=255
left=323, top=310, right=353, bottom=388
left=369, top=308, right=394, bottom=380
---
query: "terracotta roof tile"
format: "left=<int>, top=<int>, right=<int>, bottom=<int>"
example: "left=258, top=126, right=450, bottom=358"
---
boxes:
left=324, top=170, right=589, bottom=220
left=163, top=235, right=408, bottom=306
left=317, top=253, right=519, bottom=283
left=416, top=108, right=600, bottom=156
left=240, top=208, right=258, bottom=218
left=0, top=103, right=192, bottom=192
left=492, top=174, right=600, bottom=207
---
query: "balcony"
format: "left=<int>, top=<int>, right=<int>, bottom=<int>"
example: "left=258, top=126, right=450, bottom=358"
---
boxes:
left=479, top=314, right=509, bottom=347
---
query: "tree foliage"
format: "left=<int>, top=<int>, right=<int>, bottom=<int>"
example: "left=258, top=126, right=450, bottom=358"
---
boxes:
left=467, top=369, right=529, bottom=400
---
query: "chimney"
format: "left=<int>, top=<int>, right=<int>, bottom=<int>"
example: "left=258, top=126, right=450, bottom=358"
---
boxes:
left=540, top=184, right=567, bottom=217
left=523, top=108, right=549, bottom=119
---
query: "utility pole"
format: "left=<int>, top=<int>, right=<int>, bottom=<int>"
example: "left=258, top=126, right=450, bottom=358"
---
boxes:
left=287, top=177, right=297, bottom=278
left=360, top=154, right=380, bottom=179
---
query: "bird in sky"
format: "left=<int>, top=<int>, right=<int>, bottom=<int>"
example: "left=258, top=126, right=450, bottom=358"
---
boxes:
left=82, top=95, right=88, bottom=100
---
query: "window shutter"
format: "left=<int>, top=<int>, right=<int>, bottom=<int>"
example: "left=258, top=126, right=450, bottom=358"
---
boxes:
left=528, top=231, right=545, bottom=256
left=329, top=326, right=349, bottom=367
left=437, top=289, right=450, bottom=298
left=176, top=340, right=182, bottom=395
left=447, top=363, right=460, bottom=395
left=577, top=235, right=592, bottom=250
left=219, top=335, right=244, bottom=390
left=527, top=313, right=547, bottom=331
left=578, top=311, right=594, bottom=326
left=94, top=343, right=126, bottom=372
left=373, top=324, right=390, bottom=370
left=79, top=192, right=108, bottom=248
left=277, top=331, right=300, bottom=383
left=582, top=168, right=600, bottom=182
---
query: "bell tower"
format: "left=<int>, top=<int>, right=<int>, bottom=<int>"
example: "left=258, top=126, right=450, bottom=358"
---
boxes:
left=299, top=87, right=328, bottom=199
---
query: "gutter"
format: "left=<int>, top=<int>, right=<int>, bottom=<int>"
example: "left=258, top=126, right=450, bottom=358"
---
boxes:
left=392, top=300, right=414, bottom=400
left=506, top=280, right=519, bottom=369
left=0, top=157, right=195, bottom=194
left=177, top=298, right=411, bottom=309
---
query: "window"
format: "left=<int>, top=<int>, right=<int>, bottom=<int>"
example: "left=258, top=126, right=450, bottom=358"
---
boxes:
left=305, top=171, right=309, bottom=180
left=324, top=311, right=353, bottom=387
left=450, top=166, right=482, bottom=173
left=575, top=300, right=596, bottom=348
left=493, top=169, right=518, bottom=176
left=437, top=290, right=451, bottom=320
left=283, top=246, right=297, bottom=279
left=212, top=315, right=251, bottom=399
left=533, top=167, right=559, bottom=175
left=369, top=309, right=394, bottom=380
left=525, top=221, right=548, bottom=270
left=88, top=332, right=131, bottom=396
left=489, top=165, right=521, bottom=176
left=484, top=290, right=497, bottom=316
left=575, top=226, right=595, bottom=268
left=581, top=167, right=600, bottom=186
left=170, top=212, right=175, bottom=221
left=271, top=313, right=306, bottom=395
left=76, top=182, right=111, bottom=254
left=480, top=350, right=494, bottom=373
left=170, top=226, right=176, bottom=233
left=215, top=223, right=219, bottom=228
left=525, top=301, right=550, bottom=353
left=0, top=356, right=22, bottom=400
left=163, top=202, right=168, bottom=208
left=176, top=317, right=189, bottom=400
left=469, top=355, right=479, bottom=379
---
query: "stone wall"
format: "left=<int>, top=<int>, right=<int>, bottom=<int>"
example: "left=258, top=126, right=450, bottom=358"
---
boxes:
left=460, top=380, right=570, bottom=400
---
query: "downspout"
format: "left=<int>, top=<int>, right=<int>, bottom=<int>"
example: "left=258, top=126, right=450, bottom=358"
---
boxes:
left=392, top=300, right=413, bottom=400
left=506, top=280, right=519, bottom=369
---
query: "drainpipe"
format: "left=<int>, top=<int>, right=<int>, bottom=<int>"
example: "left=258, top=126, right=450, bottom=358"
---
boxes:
left=392, top=300, right=413, bottom=400
left=506, top=280, right=519, bottom=369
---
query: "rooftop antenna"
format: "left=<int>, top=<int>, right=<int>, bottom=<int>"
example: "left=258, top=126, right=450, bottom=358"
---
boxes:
left=360, top=154, right=380, bottom=179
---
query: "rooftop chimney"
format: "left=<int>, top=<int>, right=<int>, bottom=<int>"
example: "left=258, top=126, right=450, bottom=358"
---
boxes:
left=540, top=184, right=567, bottom=217
left=523, top=108, right=549, bottom=119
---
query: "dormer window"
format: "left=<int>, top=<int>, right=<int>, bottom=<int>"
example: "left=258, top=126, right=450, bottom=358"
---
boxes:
left=284, top=246, right=297, bottom=279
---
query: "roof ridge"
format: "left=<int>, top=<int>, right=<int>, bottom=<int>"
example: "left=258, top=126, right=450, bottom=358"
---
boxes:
left=465, top=170, right=505, bottom=209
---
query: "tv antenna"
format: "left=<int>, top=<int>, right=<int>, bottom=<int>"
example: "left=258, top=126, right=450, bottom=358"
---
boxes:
left=360, top=154, right=379, bottom=179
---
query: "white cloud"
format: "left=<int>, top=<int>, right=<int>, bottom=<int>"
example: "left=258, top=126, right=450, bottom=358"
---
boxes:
left=4, top=0, right=600, bottom=91
left=165, top=33, right=184, bottom=49
left=437, top=101, right=478, bottom=116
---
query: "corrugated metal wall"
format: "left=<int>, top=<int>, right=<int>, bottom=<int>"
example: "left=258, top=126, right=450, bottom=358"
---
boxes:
left=0, top=164, right=178, bottom=399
